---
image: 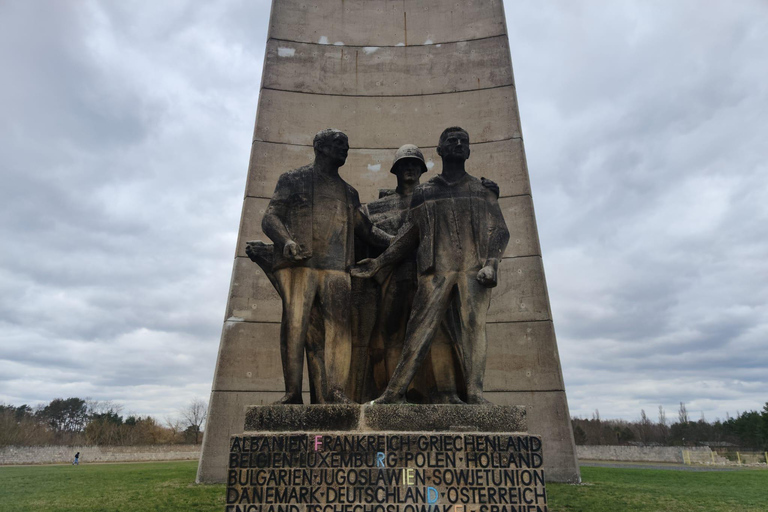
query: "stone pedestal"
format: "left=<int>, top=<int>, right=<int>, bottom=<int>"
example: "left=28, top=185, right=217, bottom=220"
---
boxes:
left=226, top=405, right=548, bottom=512
left=244, top=404, right=526, bottom=433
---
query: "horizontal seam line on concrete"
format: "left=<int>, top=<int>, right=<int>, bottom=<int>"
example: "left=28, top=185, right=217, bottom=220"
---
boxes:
left=501, top=254, right=542, bottom=260
left=499, top=192, right=533, bottom=199
left=212, top=390, right=309, bottom=394
left=260, top=82, right=515, bottom=99
left=484, top=389, right=566, bottom=393
left=242, top=192, right=533, bottom=200
left=224, top=317, right=551, bottom=326
left=211, top=388, right=565, bottom=393
left=268, top=33, right=509, bottom=49
left=224, top=318, right=281, bottom=324
left=233, top=254, right=540, bottom=261
left=486, top=318, right=550, bottom=325
left=251, top=135, right=523, bottom=151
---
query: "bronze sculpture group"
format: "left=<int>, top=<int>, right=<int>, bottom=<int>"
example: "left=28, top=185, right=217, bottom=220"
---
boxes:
left=246, top=127, right=509, bottom=405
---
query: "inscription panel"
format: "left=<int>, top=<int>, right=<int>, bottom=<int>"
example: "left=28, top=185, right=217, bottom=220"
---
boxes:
left=227, top=433, right=547, bottom=512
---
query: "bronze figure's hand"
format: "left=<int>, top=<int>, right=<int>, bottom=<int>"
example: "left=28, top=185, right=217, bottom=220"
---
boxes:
left=245, top=241, right=258, bottom=261
left=476, top=265, right=498, bottom=288
left=350, top=258, right=381, bottom=278
left=481, top=177, right=500, bottom=198
left=283, top=240, right=303, bottom=262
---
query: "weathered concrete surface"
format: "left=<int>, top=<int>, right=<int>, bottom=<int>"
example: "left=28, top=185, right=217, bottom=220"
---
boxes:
left=488, top=257, right=553, bottom=323
left=212, top=321, right=283, bottom=390
left=362, top=404, right=526, bottom=432
left=487, top=391, right=580, bottom=483
left=485, top=321, right=565, bottom=391
left=242, top=404, right=526, bottom=433
left=0, top=445, right=199, bottom=465
left=245, top=405, right=361, bottom=432
left=199, top=0, right=579, bottom=484
left=254, top=86, right=522, bottom=149
left=269, top=0, right=507, bottom=46
left=264, top=36, right=514, bottom=96
left=225, top=258, right=281, bottom=323
left=499, top=196, right=542, bottom=258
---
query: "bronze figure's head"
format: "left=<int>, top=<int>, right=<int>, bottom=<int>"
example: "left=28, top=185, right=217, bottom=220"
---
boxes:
left=390, top=144, right=428, bottom=186
left=437, top=126, right=470, bottom=162
left=313, top=128, right=349, bottom=165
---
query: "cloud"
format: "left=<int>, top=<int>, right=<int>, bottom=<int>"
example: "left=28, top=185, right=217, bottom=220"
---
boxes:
left=0, top=0, right=270, bottom=416
left=506, top=0, right=768, bottom=419
left=0, top=0, right=766, bottom=423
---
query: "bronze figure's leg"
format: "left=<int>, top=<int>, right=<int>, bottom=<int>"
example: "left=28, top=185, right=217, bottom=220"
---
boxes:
left=367, top=271, right=415, bottom=395
left=432, top=299, right=466, bottom=403
left=274, top=268, right=321, bottom=404
left=430, top=324, right=464, bottom=404
left=348, top=276, right=379, bottom=402
left=368, top=271, right=394, bottom=396
left=305, top=306, right=328, bottom=404
left=374, top=273, right=457, bottom=403
left=319, top=270, right=353, bottom=403
left=455, top=271, right=493, bottom=404
left=377, top=271, right=432, bottom=402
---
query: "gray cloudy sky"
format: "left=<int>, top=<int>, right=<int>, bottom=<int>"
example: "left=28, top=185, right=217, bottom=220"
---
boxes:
left=1, top=1, right=766, bottom=422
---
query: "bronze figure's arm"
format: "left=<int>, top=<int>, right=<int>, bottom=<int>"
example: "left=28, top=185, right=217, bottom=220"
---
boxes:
left=481, top=176, right=500, bottom=198
left=354, top=206, right=394, bottom=248
left=261, top=174, right=306, bottom=262
left=351, top=217, right=419, bottom=279
left=477, top=191, right=510, bottom=288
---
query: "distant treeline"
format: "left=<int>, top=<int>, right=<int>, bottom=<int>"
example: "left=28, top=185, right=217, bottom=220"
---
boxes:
left=572, top=402, right=768, bottom=450
left=0, top=397, right=207, bottom=447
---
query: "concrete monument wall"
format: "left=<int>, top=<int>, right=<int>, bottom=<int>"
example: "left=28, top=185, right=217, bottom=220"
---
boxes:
left=198, top=0, right=580, bottom=483
left=1, top=445, right=200, bottom=465
left=576, top=445, right=722, bottom=464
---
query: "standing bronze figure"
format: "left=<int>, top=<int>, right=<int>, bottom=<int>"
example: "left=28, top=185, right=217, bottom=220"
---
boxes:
left=352, top=127, right=510, bottom=404
left=256, top=129, right=391, bottom=404
left=363, top=145, right=436, bottom=401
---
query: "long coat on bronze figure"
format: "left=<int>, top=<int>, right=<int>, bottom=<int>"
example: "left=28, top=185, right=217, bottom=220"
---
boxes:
left=257, top=129, right=391, bottom=404
left=352, top=127, right=509, bottom=404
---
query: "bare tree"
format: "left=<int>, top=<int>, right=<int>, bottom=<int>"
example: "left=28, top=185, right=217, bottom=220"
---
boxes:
left=639, top=409, right=652, bottom=445
left=87, top=399, right=123, bottom=417
left=164, top=416, right=184, bottom=444
left=657, top=405, right=669, bottom=443
left=180, top=399, right=208, bottom=444
left=678, top=402, right=689, bottom=424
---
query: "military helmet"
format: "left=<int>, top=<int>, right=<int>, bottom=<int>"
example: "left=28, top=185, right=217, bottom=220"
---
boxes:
left=390, top=144, right=428, bottom=174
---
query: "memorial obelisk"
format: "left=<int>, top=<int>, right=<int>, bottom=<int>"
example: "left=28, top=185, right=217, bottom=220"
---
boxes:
left=198, top=0, right=580, bottom=484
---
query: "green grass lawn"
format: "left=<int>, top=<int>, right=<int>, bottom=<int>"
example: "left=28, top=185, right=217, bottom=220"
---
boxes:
left=548, top=466, right=768, bottom=512
left=0, top=462, right=766, bottom=512
left=0, top=461, right=224, bottom=511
